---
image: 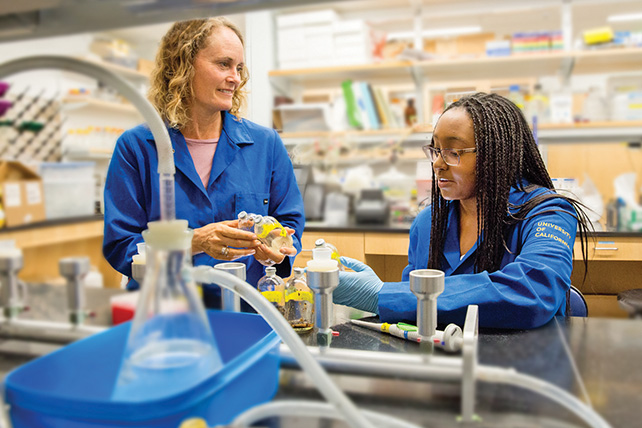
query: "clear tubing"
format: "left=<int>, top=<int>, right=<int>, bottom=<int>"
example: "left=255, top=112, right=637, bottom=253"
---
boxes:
left=477, top=365, right=612, bottom=428
left=231, top=400, right=421, bottom=428
left=192, top=266, right=374, bottom=428
left=0, top=56, right=176, bottom=221
left=160, top=173, right=176, bottom=221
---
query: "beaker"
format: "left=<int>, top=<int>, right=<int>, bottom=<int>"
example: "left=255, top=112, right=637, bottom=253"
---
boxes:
left=112, top=220, right=223, bottom=402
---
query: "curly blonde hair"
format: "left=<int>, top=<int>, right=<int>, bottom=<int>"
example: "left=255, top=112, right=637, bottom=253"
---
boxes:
left=148, top=17, right=249, bottom=129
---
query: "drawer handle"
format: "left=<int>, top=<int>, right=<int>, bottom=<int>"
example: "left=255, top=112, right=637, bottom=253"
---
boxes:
left=594, top=247, right=618, bottom=251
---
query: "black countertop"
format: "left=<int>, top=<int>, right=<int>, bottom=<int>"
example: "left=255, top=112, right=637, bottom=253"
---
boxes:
left=275, top=314, right=641, bottom=427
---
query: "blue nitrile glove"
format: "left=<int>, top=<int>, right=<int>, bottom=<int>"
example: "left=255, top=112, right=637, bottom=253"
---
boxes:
left=334, top=256, right=383, bottom=314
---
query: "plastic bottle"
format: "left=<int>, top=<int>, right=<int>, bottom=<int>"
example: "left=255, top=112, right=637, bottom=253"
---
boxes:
left=253, top=215, right=293, bottom=251
left=237, top=211, right=255, bottom=232
left=112, top=220, right=224, bottom=402
left=285, top=267, right=314, bottom=332
left=508, top=85, right=525, bottom=111
left=307, top=247, right=339, bottom=272
left=314, top=238, right=344, bottom=270
left=257, top=266, right=285, bottom=315
left=404, top=98, right=417, bottom=127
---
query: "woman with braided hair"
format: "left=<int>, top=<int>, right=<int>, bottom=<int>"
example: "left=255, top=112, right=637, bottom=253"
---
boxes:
left=335, top=92, right=591, bottom=329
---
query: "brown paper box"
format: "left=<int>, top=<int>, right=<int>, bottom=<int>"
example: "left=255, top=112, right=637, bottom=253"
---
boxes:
left=0, top=161, right=46, bottom=228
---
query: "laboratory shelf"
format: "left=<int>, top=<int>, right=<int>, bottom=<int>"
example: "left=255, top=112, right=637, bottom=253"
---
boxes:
left=282, top=121, right=642, bottom=146
left=269, top=47, right=642, bottom=85
left=78, top=56, right=150, bottom=82
left=62, top=96, right=141, bottom=115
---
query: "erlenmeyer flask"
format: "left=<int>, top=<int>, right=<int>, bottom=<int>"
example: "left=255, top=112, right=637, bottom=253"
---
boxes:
left=112, top=220, right=224, bottom=402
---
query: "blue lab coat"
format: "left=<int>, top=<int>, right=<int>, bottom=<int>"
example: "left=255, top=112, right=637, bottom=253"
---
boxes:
left=103, top=112, right=304, bottom=304
left=379, top=184, right=577, bottom=329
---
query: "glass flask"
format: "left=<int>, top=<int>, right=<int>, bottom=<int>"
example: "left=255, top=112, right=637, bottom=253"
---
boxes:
left=253, top=215, right=293, bottom=251
left=314, top=238, right=344, bottom=270
left=237, top=211, right=255, bottom=232
left=285, top=267, right=314, bottom=332
left=112, top=220, right=224, bottom=402
left=257, top=266, right=285, bottom=316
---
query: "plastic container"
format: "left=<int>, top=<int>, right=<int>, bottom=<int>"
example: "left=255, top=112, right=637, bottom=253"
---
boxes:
left=3, top=310, right=280, bottom=428
left=38, top=162, right=96, bottom=220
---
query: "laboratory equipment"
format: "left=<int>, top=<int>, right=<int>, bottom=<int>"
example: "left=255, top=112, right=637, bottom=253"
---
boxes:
left=314, top=238, right=344, bottom=270
left=237, top=211, right=255, bottom=232
left=257, top=266, right=285, bottom=316
left=112, top=220, right=224, bottom=402
left=355, top=189, right=389, bottom=225
left=306, top=247, right=339, bottom=346
left=350, top=319, right=463, bottom=353
left=253, top=215, right=293, bottom=251
left=285, top=267, right=314, bottom=332
left=0, top=241, right=27, bottom=319
left=58, top=256, right=92, bottom=326
left=214, top=262, right=244, bottom=312
left=409, top=269, right=445, bottom=348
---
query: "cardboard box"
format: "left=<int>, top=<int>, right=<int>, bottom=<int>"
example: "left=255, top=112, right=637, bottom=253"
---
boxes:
left=0, top=161, right=46, bottom=228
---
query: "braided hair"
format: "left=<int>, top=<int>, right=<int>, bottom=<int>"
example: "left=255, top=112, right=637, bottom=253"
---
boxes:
left=427, top=92, right=591, bottom=285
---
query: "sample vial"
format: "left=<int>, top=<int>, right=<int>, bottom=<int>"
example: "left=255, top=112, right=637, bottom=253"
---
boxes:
left=285, top=267, right=314, bottom=332
left=257, top=266, right=285, bottom=316
left=253, top=215, right=293, bottom=251
left=237, top=211, right=255, bottom=232
left=314, top=238, right=344, bottom=270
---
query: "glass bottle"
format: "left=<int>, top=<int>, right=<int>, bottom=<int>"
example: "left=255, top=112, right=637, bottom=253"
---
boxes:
left=257, top=266, right=285, bottom=316
left=404, top=98, right=417, bottom=127
left=112, top=220, right=224, bottom=402
left=237, top=211, right=255, bottom=232
left=253, top=215, right=293, bottom=251
left=314, top=238, right=344, bottom=270
left=527, top=83, right=550, bottom=126
left=285, top=267, right=314, bottom=332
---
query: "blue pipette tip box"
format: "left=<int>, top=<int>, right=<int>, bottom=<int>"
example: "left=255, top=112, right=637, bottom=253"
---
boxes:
left=3, top=310, right=280, bottom=427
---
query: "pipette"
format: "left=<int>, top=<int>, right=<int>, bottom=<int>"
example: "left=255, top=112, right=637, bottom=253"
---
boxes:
left=350, top=319, right=463, bottom=353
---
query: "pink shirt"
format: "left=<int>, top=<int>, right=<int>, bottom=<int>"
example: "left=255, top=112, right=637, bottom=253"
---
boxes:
left=184, top=137, right=218, bottom=187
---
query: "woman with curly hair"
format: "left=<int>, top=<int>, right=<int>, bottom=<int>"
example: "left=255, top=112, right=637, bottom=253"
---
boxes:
left=103, top=18, right=304, bottom=308
left=335, top=92, right=591, bottom=329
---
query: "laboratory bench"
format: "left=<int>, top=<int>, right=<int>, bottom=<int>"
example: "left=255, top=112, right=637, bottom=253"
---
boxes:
left=274, top=313, right=642, bottom=428
left=2, top=217, right=642, bottom=317
left=0, top=281, right=639, bottom=428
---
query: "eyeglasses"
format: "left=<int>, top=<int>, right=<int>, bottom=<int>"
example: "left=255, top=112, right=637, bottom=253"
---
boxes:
left=422, top=145, right=477, bottom=166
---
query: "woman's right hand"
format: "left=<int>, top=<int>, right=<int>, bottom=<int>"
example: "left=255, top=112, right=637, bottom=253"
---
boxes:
left=192, top=220, right=260, bottom=261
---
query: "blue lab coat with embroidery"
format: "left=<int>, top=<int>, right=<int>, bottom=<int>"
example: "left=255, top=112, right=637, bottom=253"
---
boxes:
left=103, top=112, right=304, bottom=301
left=379, top=185, right=577, bottom=329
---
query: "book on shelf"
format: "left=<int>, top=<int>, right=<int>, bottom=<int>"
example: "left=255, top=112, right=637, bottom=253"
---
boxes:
left=359, top=81, right=381, bottom=130
left=341, top=80, right=363, bottom=129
